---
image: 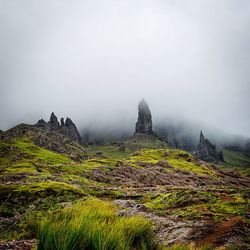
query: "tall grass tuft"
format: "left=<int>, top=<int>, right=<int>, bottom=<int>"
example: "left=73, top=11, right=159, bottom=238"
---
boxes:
left=37, top=197, right=157, bottom=250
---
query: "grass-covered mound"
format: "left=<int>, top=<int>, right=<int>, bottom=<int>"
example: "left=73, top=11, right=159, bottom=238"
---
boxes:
left=38, top=198, right=157, bottom=250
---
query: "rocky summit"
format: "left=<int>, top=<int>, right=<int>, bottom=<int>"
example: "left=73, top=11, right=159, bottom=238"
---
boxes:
left=48, top=112, right=60, bottom=130
left=36, top=112, right=82, bottom=143
left=135, top=99, right=153, bottom=134
left=196, top=131, right=223, bottom=162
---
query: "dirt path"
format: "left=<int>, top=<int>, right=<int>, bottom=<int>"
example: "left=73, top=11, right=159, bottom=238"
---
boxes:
left=198, top=216, right=244, bottom=246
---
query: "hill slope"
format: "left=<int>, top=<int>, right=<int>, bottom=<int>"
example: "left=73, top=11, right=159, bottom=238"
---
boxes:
left=223, top=149, right=250, bottom=168
left=0, top=130, right=250, bottom=249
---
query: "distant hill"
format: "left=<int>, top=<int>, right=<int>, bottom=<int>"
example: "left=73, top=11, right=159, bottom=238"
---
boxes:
left=80, top=119, right=250, bottom=156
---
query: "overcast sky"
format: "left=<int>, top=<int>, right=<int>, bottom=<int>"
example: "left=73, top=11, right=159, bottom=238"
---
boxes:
left=0, top=0, right=249, bottom=136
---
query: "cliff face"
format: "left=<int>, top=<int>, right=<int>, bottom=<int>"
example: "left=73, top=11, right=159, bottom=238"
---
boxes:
left=196, top=131, right=223, bottom=162
left=135, top=99, right=153, bottom=134
left=36, top=112, right=82, bottom=143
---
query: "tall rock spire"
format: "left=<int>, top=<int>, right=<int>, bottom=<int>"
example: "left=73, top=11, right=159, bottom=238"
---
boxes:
left=200, top=130, right=205, bottom=143
left=196, top=131, right=223, bottom=162
left=135, top=99, right=153, bottom=134
left=49, top=112, right=60, bottom=129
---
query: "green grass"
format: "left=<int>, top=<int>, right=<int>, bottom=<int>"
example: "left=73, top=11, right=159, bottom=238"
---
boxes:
left=223, top=149, right=250, bottom=168
left=13, top=139, right=71, bottom=164
left=38, top=197, right=157, bottom=250
left=87, top=145, right=132, bottom=159
left=0, top=139, right=72, bottom=175
left=208, top=201, right=248, bottom=217
left=127, top=148, right=215, bottom=175
left=143, top=189, right=249, bottom=220
left=144, top=191, right=217, bottom=211
left=0, top=181, right=85, bottom=240
left=125, top=133, right=167, bottom=149
left=0, top=182, right=84, bottom=203
left=1, top=137, right=249, bottom=247
left=5, top=163, right=37, bottom=174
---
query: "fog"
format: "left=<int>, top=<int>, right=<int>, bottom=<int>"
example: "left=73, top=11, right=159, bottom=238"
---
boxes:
left=0, top=0, right=250, bottom=137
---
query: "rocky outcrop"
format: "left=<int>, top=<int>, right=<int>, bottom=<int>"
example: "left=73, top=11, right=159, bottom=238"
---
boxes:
left=135, top=99, right=153, bottom=134
left=1, top=123, right=86, bottom=160
left=60, top=118, right=65, bottom=126
left=130, top=99, right=167, bottom=148
left=62, top=117, right=82, bottom=142
left=48, top=112, right=60, bottom=130
left=36, top=112, right=82, bottom=143
left=196, top=131, right=223, bottom=162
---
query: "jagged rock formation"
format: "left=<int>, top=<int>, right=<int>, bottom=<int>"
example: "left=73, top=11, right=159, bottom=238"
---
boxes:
left=127, top=99, right=166, bottom=149
left=135, top=99, right=153, bottom=134
left=0, top=122, right=86, bottom=161
left=60, top=117, right=65, bottom=126
left=62, top=117, right=82, bottom=142
left=196, top=131, right=223, bottom=162
left=48, top=112, right=60, bottom=130
left=36, top=112, right=82, bottom=143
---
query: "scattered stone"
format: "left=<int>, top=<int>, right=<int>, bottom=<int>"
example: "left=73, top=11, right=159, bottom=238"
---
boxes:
left=60, top=201, right=72, bottom=208
left=95, top=151, right=103, bottom=158
left=0, top=239, right=36, bottom=250
left=114, top=199, right=148, bottom=216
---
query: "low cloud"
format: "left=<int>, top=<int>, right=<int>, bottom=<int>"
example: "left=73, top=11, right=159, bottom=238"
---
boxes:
left=0, top=0, right=249, bottom=136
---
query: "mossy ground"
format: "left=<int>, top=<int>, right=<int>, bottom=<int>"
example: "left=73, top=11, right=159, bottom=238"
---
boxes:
left=127, top=148, right=215, bottom=175
left=143, top=189, right=250, bottom=220
left=0, top=137, right=249, bottom=249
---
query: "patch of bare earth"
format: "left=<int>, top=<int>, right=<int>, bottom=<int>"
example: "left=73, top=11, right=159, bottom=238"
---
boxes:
left=197, top=217, right=249, bottom=248
left=0, top=239, right=36, bottom=250
left=84, top=162, right=250, bottom=189
left=114, top=199, right=206, bottom=246
left=114, top=199, right=250, bottom=248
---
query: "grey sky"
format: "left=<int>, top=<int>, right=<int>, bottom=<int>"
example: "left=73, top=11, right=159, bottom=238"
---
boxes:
left=0, top=0, right=250, bottom=136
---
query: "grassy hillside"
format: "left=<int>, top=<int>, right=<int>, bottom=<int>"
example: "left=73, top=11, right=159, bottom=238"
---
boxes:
left=0, top=136, right=250, bottom=249
left=223, top=149, right=250, bottom=168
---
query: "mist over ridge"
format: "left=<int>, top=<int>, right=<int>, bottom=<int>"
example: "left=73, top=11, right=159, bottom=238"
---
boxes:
left=0, top=0, right=250, bottom=138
